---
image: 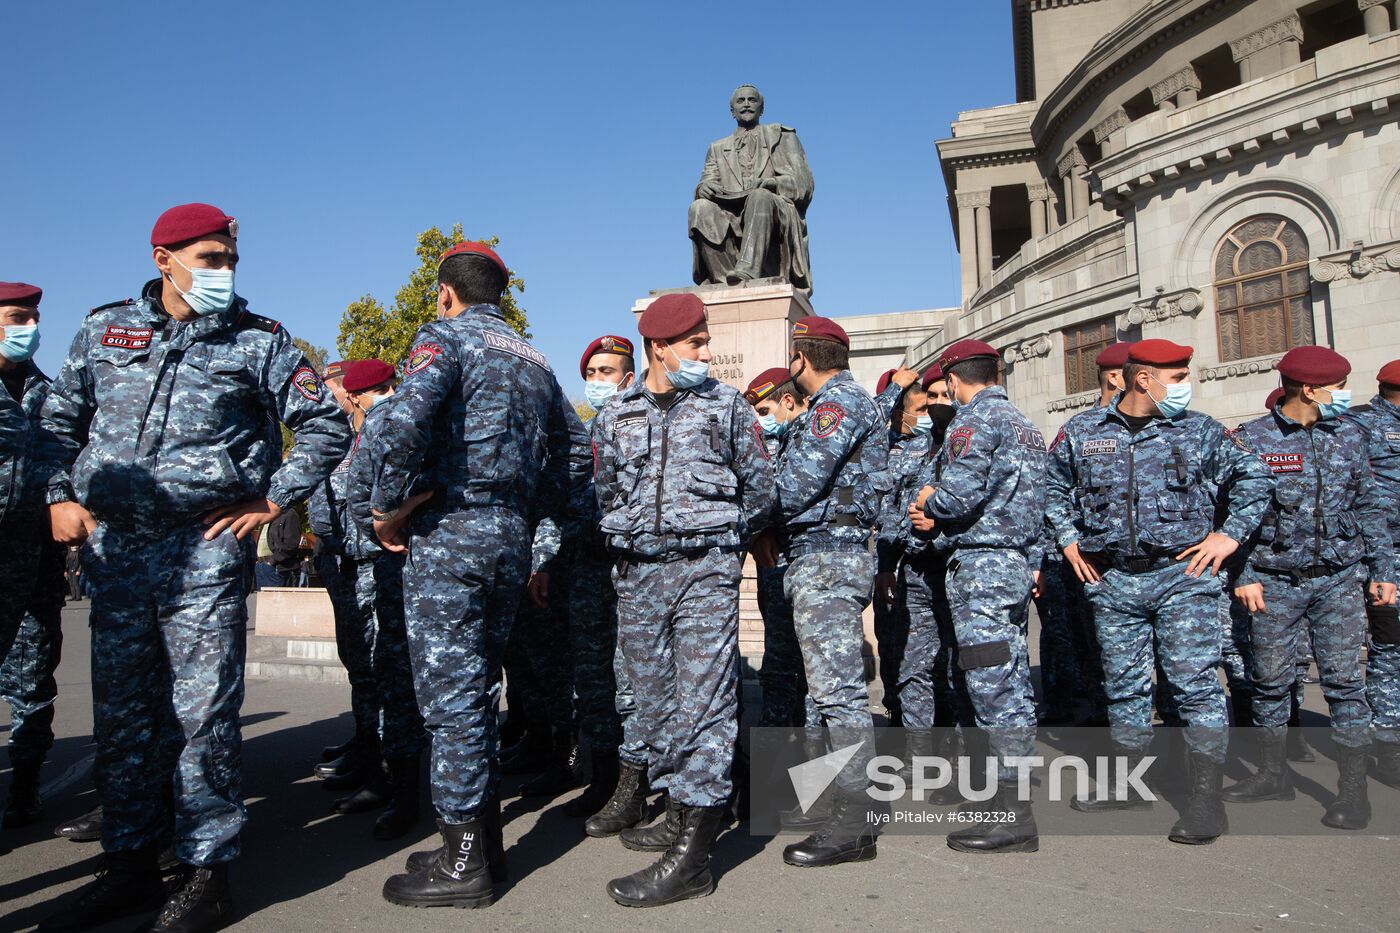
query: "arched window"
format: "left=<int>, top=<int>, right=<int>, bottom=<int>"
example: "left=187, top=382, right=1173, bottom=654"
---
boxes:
left=1214, top=215, right=1313, bottom=362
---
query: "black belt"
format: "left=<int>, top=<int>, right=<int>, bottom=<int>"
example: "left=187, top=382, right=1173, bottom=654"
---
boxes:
left=1115, top=555, right=1177, bottom=575
left=1256, top=564, right=1342, bottom=584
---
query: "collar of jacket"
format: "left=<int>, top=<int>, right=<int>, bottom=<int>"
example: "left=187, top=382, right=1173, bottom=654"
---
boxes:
left=618, top=371, right=722, bottom=405
left=460, top=302, right=505, bottom=321
left=1102, top=397, right=1178, bottom=433
left=1270, top=404, right=1341, bottom=434
left=807, top=369, right=854, bottom=406
left=1371, top=394, right=1400, bottom=420
left=137, top=277, right=243, bottom=339
left=963, top=384, right=1006, bottom=410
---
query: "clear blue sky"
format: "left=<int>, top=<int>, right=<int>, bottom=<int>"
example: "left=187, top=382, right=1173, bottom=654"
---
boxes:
left=1, top=2, right=1014, bottom=390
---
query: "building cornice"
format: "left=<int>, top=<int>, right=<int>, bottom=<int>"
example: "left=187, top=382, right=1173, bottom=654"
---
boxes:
left=1229, top=12, right=1302, bottom=62
left=1150, top=65, right=1202, bottom=105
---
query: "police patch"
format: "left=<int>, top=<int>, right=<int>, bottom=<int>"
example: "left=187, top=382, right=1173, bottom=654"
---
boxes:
left=948, top=426, right=974, bottom=458
left=1387, top=432, right=1400, bottom=443
left=1050, top=427, right=1066, bottom=452
left=753, top=421, right=770, bottom=459
left=811, top=403, right=844, bottom=438
left=99, top=325, right=152, bottom=350
left=482, top=330, right=550, bottom=371
left=291, top=367, right=322, bottom=402
left=1082, top=438, right=1118, bottom=456
left=1226, top=428, right=1253, bottom=453
left=1012, top=423, right=1046, bottom=451
left=1262, top=452, right=1305, bottom=473
left=405, top=343, right=441, bottom=376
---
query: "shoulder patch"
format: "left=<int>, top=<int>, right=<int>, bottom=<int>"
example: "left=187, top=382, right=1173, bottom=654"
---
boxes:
left=482, top=330, right=549, bottom=371
left=99, top=324, right=152, bottom=350
left=947, top=425, right=974, bottom=459
left=1225, top=427, right=1253, bottom=453
left=291, top=366, right=323, bottom=402
left=811, top=402, right=845, bottom=438
left=237, top=311, right=282, bottom=334
left=1082, top=438, right=1118, bottom=456
left=753, top=421, right=770, bottom=459
left=1050, top=427, right=1066, bottom=452
left=1012, top=423, right=1046, bottom=452
left=88, top=298, right=134, bottom=316
left=405, top=342, right=442, bottom=376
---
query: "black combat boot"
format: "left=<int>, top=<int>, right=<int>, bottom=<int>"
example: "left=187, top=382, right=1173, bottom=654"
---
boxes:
left=620, top=793, right=679, bottom=852
left=946, top=784, right=1039, bottom=854
left=584, top=760, right=649, bottom=837
left=54, top=805, right=103, bottom=842
left=383, top=819, right=495, bottom=909
left=147, top=864, right=234, bottom=932
left=782, top=788, right=885, bottom=867
left=519, top=727, right=583, bottom=797
left=319, top=734, right=381, bottom=791
left=1228, top=688, right=1253, bottom=727
left=606, top=805, right=726, bottom=907
left=1222, top=733, right=1294, bottom=801
left=1168, top=752, right=1227, bottom=845
left=927, top=728, right=966, bottom=806
left=1374, top=741, right=1400, bottom=788
left=563, top=746, right=620, bottom=818
left=37, top=848, right=166, bottom=933
left=499, top=719, right=551, bottom=775
left=313, top=730, right=362, bottom=779
left=898, top=730, right=934, bottom=790
left=405, top=795, right=506, bottom=882
left=1070, top=745, right=1153, bottom=813
left=331, top=759, right=393, bottom=814
left=320, top=735, right=353, bottom=763
left=3, top=759, right=43, bottom=828
left=1322, top=744, right=1372, bottom=830
left=497, top=706, right=527, bottom=754
left=373, top=756, right=422, bottom=840
left=779, top=734, right=834, bottom=829
left=1286, top=697, right=1314, bottom=762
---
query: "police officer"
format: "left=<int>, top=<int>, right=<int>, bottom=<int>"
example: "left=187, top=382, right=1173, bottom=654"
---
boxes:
left=770, top=316, right=888, bottom=869
left=0, top=282, right=68, bottom=829
left=906, top=339, right=1044, bottom=852
left=368, top=242, right=577, bottom=910
left=1045, top=338, right=1273, bottom=845
left=1348, top=359, right=1400, bottom=787
left=591, top=293, right=775, bottom=907
left=35, top=203, right=352, bottom=932
left=1225, top=346, right=1396, bottom=829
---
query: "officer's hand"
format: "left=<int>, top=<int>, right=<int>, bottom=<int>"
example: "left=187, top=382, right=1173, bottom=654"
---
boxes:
left=1370, top=581, right=1398, bottom=607
left=49, top=501, right=97, bottom=546
left=913, top=485, right=936, bottom=511
left=204, top=498, right=282, bottom=541
left=908, top=501, right=936, bottom=533
left=875, top=571, right=898, bottom=609
left=1062, top=541, right=1102, bottom=584
left=1234, top=582, right=1266, bottom=613
left=891, top=366, right=919, bottom=390
left=750, top=529, right=779, bottom=569
left=1031, top=570, right=1043, bottom=599
left=527, top=572, right=550, bottom=610
left=1176, top=532, right=1239, bottom=578
left=372, top=490, right=435, bottom=554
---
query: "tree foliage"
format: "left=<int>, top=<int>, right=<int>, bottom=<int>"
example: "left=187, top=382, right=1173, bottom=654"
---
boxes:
left=336, top=225, right=528, bottom=367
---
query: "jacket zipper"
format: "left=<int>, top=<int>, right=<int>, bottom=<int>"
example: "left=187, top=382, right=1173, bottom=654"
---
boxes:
left=654, top=405, right=669, bottom=536
left=1309, top=428, right=1322, bottom=568
left=1126, top=437, right=1137, bottom=555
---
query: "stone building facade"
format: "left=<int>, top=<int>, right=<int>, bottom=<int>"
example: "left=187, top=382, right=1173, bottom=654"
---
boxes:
left=921, top=0, right=1400, bottom=431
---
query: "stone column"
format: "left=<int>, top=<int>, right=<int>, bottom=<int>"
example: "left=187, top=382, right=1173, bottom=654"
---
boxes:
left=1230, top=13, right=1303, bottom=83
left=955, top=191, right=987, bottom=299
left=1027, top=182, right=1050, bottom=240
left=975, top=194, right=994, bottom=281
left=1360, top=0, right=1392, bottom=36
left=1151, top=66, right=1202, bottom=112
left=1057, top=148, right=1086, bottom=221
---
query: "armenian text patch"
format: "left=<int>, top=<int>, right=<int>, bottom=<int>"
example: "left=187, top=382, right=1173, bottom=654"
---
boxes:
left=1262, top=452, right=1305, bottom=473
left=99, top=325, right=152, bottom=350
left=1012, top=423, right=1046, bottom=451
left=482, top=331, right=549, bottom=371
left=1082, top=438, right=1118, bottom=456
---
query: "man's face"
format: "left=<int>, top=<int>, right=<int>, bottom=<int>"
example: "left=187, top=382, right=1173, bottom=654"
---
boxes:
left=659, top=325, right=712, bottom=364
left=153, top=235, right=239, bottom=294
left=730, top=87, right=763, bottom=125
left=1306, top=378, right=1348, bottom=406
left=898, top=385, right=929, bottom=433
left=585, top=352, right=634, bottom=388
left=351, top=384, right=395, bottom=412
left=754, top=390, right=803, bottom=423
left=325, top=376, right=351, bottom=415
left=925, top=380, right=949, bottom=406
left=0, top=305, right=39, bottom=329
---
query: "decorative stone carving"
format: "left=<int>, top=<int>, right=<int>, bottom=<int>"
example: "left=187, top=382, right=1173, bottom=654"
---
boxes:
left=1002, top=334, right=1053, bottom=366
left=1057, top=147, right=1086, bottom=177
left=1312, top=247, right=1400, bottom=282
left=1200, top=356, right=1284, bottom=382
left=1120, top=287, right=1203, bottom=327
left=1230, top=13, right=1303, bottom=62
left=1358, top=0, right=1389, bottom=10
left=1026, top=182, right=1052, bottom=201
left=955, top=190, right=991, bottom=210
left=1048, top=392, right=1099, bottom=414
left=1092, top=108, right=1130, bottom=145
left=1150, top=67, right=1202, bottom=106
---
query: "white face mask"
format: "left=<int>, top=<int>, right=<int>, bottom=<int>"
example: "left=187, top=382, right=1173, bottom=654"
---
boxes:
left=168, top=254, right=234, bottom=313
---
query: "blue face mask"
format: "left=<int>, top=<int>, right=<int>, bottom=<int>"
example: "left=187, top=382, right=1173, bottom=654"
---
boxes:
left=1149, top=376, right=1192, bottom=418
left=170, top=255, right=235, bottom=314
left=1318, top=387, right=1351, bottom=420
left=584, top=380, right=620, bottom=409
left=662, top=344, right=709, bottom=390
left=758, top=413, right=788, bottom=438
left=910, top=414, right=933, bottom=436
left=369, top=393, right=391, bottom=409
left=0, top=324, right=39, bottom=363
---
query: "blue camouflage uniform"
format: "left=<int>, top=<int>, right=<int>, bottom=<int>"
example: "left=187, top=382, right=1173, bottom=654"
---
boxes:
left=873, top=430, right=919, bottom=723
left=1045, top=403, right=1272, bottom=761
left=756, top=430, right=812, bottom=729
left=35, top=280, right=351, bottom=865
left=1235, top=407, right=1394, bottom=748
left=775, top=371, right=886, bottom=792
left=593, top=375, right=774, bottom=807
left=920, top=385, right=1045, bottom=782
left=1346, top=397, right=1400, bottom=747
left=367, top=304, right=577, bottom=823
left=1032, top=521, right=1077, bottom=721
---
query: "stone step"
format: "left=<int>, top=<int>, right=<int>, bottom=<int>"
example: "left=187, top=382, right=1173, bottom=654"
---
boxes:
left=247, top=658, right=349, bottom=685
left=287, top=639, right=341, bottom=662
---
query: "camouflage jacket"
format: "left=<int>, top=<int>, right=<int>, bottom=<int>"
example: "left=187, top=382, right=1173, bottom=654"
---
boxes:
left=1234, top=406, right=1395, bottom=585
left=1345, top=395, right=1400, bottom=540
left=592, top=374, right=775, bottom=559
left=775, top=371, right=889, bottom=554
left=876, top=430, right=938, bottom=571
left=873, top=380, right=905, bottom=423
left=35, top=280, right=351, bottom=528
left=1045, top=402, right=1273, bottom=564
left=0, top=361, right=52, bottom=528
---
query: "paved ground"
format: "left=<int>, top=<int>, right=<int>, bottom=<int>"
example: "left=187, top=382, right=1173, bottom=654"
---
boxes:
left=2, top=603, right=1398, bottom=932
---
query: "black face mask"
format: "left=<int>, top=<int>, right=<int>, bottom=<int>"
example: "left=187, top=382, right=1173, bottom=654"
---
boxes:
left=928, top=403, right=957, bottom=441
left=788, top=354, right=808, bottom=400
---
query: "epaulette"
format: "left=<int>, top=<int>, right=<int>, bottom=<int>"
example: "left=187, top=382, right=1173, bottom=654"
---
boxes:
left=237, top=311, right=282, bottom=334
left=88, top=299, right=134, bottom=316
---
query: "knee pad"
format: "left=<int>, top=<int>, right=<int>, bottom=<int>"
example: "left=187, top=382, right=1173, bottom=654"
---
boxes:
left=1370, top=603, right=1400, bottom=645
left=957, top=640, right=1012, bottom=671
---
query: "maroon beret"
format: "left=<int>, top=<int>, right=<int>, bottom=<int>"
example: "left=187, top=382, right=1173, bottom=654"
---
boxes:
left=342, top=359, right=396, bottom=394
left=579, top=335, right=634, bottom=378
left=1095, top=342, right=1132, bottom=369
left=1277, top=345, right=1350, bottom=386
left=937, top=339, right=999, bottom=372
left=1379, top=360, right=1400, bottom=387
left=921, top=364, right=945, bottom=389
left=1265, top=387, right=1284, bottom=410
left=439, top=241, right=508, bottom=279
left=791, top=316, right=849, bottom=349
left=150, top=203, right=237, bottom=248
left=1128, top=339, right=1193, bottom=367
left=639, top=293, right=707, bottom=340
left=322, top=360, right=347, bottom=380
left=744, top=367, right=796, bottom=405
left=875, top=368, right=897, bottom=395
left=0, top=282, right=41, bottom=308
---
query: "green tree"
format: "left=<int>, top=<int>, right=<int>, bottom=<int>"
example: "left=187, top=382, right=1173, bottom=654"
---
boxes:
left=336, top=225, right=528, bottom=367
left=292, top=337, right=328, bottom=373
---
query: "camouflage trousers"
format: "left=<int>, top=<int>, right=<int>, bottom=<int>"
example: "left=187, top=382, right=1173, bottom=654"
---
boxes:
left=872, top=582, right=904, bottom=725
left=757, top=562, right=813, bottom=728
left=1086, top=563, right=1227, bottom=762
left=1219, top=585, right=1309, bottom=705
left=316, top=551, right=380, bottom=746
left=785, top=548, right=876, bottom=793
left=0, top=525, right=42, bottom=689
left=84, top=522, right=252, bottom=866
left=403, top=507, right=528, bottom=822
left=1032, top=555, right=1077, bottom=719
left=1368, top=600, right=1400, bottom=746
left=944, top=547, right=1036, bottom=783
left=1060, top=561, right=1107, bottom=721
left=614, top=547, right=741, bottom=808
left=2, top=539, right=66, bottom=769
left=899, top=552, right=960, bottom=730
left=514, top=564, right=574, bottom=731
left=1250, top=566, right=1371, bottom=748
left=370, top=552, right=426, bottom=758
left=571, top=548, right=630, bottom=752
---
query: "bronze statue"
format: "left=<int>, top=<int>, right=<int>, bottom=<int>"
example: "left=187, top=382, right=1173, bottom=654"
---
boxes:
left=688, top=85, right=814, bottom=294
